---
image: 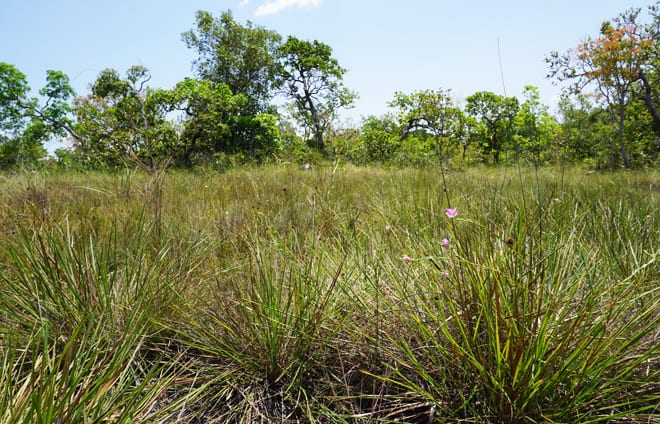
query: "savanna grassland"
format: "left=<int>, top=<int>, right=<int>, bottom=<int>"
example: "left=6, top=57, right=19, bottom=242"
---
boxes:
left=0, top=165, right=658, bottom=423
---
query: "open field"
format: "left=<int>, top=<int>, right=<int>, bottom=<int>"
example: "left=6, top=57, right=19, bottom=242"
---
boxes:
left=0, top=165, right=658, bottom=423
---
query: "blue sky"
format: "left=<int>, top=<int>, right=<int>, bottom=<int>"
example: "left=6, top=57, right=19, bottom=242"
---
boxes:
left=1, top=0, right=655, bottom=123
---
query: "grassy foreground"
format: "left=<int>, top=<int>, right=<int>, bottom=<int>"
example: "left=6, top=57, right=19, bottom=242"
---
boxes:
left=0, top=165, right=657, bottom=423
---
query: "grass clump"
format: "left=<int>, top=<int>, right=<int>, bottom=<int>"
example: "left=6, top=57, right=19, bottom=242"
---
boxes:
left=0, top=211, right=207, bottom=422
left=382, top=210, right=658, bottom=422
left=165, top=244, right=344, bottom=422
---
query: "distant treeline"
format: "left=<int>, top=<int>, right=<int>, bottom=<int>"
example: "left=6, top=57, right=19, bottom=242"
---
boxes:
left=1, top=4, right=659, bottom=170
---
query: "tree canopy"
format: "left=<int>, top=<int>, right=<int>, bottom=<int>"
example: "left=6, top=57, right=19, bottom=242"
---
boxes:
left=466, top=91, right=520, bottom=164
left=548, top=5, right=660, bottom=167
left=182, top=10, right=282, bottom=114
left=0, top=63, right=76, bottom=168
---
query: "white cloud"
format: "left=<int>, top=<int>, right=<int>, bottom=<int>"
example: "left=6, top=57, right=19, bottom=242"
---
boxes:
left=239, top=0, right=249, bottom=6
left=254, top=0, right=322, bottom=16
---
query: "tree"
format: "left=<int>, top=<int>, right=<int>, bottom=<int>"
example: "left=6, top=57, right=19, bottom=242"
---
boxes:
left=164, top=78, right=280, bottom=165
left=622, top=97, right=660, bottom=163
left=182, top=10, right=282, bottom=114
left=514, top=86, right=557, bottom=164
left=36, top=70, right=78, bottom=139
left=0, top=63, right=76, bottom=168
left=547, top=7, right=654, bottom=167
left=278, top=36, right=357, bottom=154
left=359, top=114, right=400, bottom=163
left=632, top=3, right=660, bottom=162
left=556, top=94, right=616, bottom=166
left=452, top=106, right=480, bottom=161
left=465, top=91, right=519, bottom=164
left=0, top=63, right=30, bottom=137
left=389, top=89, right=461, bottom=164
left=326, top=122, right=364, bottom=164
left=72, top=66, right=178, bottom=169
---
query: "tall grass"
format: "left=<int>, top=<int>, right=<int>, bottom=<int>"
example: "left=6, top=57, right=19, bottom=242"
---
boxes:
left=0, top=199, right=208, bottom=422
left=382, top=207, right=658, bottom=422
left=0, top=165, right=657, bottom=422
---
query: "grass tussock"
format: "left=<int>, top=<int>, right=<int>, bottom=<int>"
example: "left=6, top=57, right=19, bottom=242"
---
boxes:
left=0, top=164, right=657, bottom=423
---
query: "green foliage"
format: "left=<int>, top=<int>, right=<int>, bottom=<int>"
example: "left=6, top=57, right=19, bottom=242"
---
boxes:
left=360, top=114, right=401, bottom=163
left=624, top=99, right=660, bottom=164
left=0, top=63, right=76, bottom=169
left=71, top=67, right=282, bottom=170
left=390, top=89, right=453, bottom=141
left=392, top=133, right=437, bottom=166
left=0, top=135, right=46, bottom=169
left=182, top=10, right=282, bottom=114
left=250, top=113, right=281, bottom=156
left=8, top=4, right=660, bottom=170
left=164, top=77, right=281, bottom=166
left=514, top=85, right=559, bottom=164
left=0, top=62, right=31, bottom=133
left=72, top=66, right=179, bottom=170
left=71, top=69, right=281, bottom=170
left=276, top=118, right=320, bottom=164
left=466, top=91, right=520, bottom=164
left=557, top=95, right=619, bottom=167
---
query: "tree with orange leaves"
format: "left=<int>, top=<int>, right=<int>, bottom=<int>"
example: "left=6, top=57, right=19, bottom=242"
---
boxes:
left=547, top=7, right=655, bottom=168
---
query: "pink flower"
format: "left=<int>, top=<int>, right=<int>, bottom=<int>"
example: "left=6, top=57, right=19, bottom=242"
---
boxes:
left=445, top=207, right=458, bottom=218
left=402, top=255, right=412, bottom=264
left=385, top=224, right=392, bottom=231
left=441, top=238, right=450, bottom=247
left=441, top=271, right=450, bottom=279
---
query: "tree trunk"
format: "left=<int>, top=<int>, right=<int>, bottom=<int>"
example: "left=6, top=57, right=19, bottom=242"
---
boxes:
left=305, top=93, right=325, bottom=153
left=638, top=72, right=660, bottom=136
left=491, top=134, right=500, bottom=164
left=618, top=102, right=631, bottom=168
left=435, top=135, right=444, bottom=168
left=313, top=127, right=324, bottom=153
